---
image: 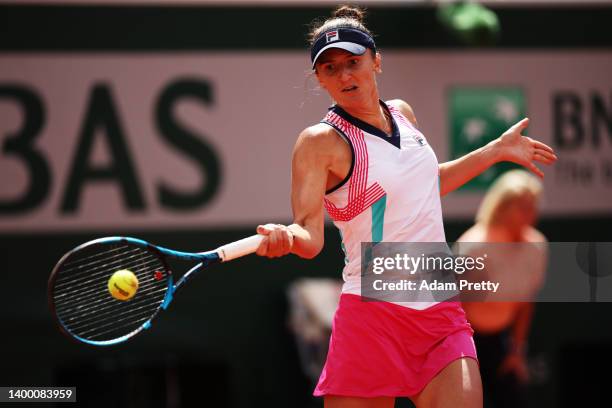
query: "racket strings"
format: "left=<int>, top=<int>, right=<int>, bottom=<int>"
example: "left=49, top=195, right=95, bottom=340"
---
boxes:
left=61, top=244, right=136, bottom=269
left=53, top=260, right=162, bottom=317
left=60, top=284, right=167, bottom=330
left=55, top=274, right=162, bottom=316
left=75, top=301, right=166, bottom=338
left=83, top=314, right=154, bottom=342
left=54, top=247, right=146, bottom=288
left=54, top=256, right=161, bottom=306
left=52, top=242, right=169, bottom=342
left=55, top=261, right=164, bottom=314
left=55, top=277, right=166, bottom=324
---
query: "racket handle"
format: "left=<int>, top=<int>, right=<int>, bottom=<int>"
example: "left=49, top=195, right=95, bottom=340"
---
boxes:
left=217, top=235, right=265, bottom=262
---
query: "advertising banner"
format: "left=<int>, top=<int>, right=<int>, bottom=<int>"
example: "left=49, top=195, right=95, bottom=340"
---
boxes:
left=1, top=51, right=610, bottom=231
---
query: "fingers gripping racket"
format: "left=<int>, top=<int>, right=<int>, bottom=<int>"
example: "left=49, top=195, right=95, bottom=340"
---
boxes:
left=48, top=235, right=263, bottom=346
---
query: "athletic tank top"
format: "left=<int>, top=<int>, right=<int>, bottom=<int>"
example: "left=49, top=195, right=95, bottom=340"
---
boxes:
left=322, top=100, right=446, bottom=310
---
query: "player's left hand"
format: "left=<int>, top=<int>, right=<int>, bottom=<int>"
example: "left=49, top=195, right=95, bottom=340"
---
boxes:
left=494, top=118, right=558, bottom=178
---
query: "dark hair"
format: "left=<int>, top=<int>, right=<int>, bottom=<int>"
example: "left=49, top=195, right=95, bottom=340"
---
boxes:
left=308, top=5, right=373, bottom=46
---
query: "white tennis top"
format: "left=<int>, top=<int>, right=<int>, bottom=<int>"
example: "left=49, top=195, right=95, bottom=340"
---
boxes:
left=322, top=100, right=446, bottom=310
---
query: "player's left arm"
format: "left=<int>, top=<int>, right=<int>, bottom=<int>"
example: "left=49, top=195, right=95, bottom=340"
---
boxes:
left=438, top=118, right=557, bottom=196
left=392, top=100, right=558, bottom=196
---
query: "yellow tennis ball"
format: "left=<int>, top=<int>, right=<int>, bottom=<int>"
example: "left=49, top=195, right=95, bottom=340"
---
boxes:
left=108, top=269, right=139, bottom=301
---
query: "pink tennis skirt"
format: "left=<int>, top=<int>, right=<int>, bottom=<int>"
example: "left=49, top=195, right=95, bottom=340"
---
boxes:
left=313, top=294, right=478, bottom=398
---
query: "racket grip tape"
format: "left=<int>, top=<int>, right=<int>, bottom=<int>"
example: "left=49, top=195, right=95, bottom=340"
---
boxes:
left=217, top=235, right=264, bottom=262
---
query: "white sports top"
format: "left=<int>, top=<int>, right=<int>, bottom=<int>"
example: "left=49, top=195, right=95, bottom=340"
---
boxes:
left=322, top=100, right=446, bottom=310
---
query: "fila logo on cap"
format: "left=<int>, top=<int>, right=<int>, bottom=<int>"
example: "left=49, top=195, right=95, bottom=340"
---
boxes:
left=326, top=31, right=339, bottom=43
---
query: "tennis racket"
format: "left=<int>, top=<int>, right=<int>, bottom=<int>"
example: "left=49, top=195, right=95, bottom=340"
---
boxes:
left=48, top=235, right=263, bottom=346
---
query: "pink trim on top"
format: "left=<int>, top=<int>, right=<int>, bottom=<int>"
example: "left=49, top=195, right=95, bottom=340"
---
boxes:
left=387, top=104, right=415, bottom=129
left=323, top=110, right=386, bottom=222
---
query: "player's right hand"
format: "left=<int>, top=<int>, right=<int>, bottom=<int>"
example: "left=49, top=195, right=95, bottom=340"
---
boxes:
left=256, top=224, right=295, bottom=258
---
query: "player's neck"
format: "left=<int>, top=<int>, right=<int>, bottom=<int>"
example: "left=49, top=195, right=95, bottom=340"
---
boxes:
left=340, top=95, right=390, bottom=134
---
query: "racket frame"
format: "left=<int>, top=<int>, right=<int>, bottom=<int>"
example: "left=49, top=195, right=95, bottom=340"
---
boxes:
left=48, top=236, right=221, bottom=346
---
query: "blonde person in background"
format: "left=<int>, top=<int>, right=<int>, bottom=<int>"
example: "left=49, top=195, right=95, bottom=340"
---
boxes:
left=457, top=169, right=548, bottom=408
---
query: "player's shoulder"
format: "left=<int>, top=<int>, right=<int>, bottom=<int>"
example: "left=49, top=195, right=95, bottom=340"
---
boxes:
left=294, top=123, right=345, bottom=157
left=386, top=99, right=418, bottom=127
left=297, top=123, right=340, bottom=144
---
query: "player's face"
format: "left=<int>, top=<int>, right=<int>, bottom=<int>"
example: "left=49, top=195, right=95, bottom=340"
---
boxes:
left=315, top=48, right=381, bottom=107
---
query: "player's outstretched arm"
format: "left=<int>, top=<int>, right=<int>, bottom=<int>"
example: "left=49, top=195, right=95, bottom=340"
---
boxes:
left=394, top=99, right=557, bottom=196
left=256, top=125, right=331, bottom=259
left=439, top=118, right=557, bottom=196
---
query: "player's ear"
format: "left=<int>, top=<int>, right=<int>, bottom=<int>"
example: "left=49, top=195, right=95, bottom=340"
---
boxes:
left=374, top=52, right=382, bottom=73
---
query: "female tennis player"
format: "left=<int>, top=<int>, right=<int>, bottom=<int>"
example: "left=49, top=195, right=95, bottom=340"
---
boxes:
left=256, top=6, right=557, bottom=408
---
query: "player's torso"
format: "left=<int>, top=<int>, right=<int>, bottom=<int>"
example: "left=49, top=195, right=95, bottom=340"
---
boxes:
left=322, top=100, right=446, bottom=307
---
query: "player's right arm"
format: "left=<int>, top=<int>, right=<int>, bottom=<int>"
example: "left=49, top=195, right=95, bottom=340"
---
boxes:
left=256, top=124, right=336, bottom=259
